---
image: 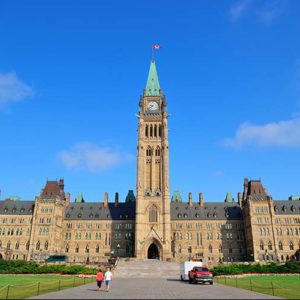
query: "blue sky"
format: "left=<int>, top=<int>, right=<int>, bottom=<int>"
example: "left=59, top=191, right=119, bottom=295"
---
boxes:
left=1, top=0, right=300, bottom=203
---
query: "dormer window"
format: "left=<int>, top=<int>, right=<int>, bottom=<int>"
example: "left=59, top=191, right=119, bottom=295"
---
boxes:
left=291, top=206, right=296, bottom=212
left=178, top=213, right=182, bottom=218
left=95, top=213, right=99, bottom=218
left=274, top=206, right=278, bottom=212
left=183, top=213, right=188, bottom=218
left=282, top=206, right=287, bottom=212
left=77, top=213, right=82, bottom=218
left=66, top=213, right=70, bottom=218
left=195, top=213, right=200, bottom=218
left=89, top=213, right=93, bottom=218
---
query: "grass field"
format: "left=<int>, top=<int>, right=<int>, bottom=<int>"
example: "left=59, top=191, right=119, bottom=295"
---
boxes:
left=215, top=275, right=300, bottom=299
left=0, top=274, right=95, bottom=299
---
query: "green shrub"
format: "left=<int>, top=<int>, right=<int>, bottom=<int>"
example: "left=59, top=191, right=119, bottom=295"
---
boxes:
left=212, top=260, right=300, bottom=276
left=0, top=260, right=98, bottom=275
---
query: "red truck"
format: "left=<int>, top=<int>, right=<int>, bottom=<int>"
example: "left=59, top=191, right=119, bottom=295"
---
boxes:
left=188, top=266, right=213, bottom=285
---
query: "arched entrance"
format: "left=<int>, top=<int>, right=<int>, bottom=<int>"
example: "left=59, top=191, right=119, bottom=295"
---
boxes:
left=147, top=243, right=159, bottom=259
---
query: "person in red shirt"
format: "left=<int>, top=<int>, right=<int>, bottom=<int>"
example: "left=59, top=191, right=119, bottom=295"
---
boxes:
left=96, top=269, right=104, bottom=291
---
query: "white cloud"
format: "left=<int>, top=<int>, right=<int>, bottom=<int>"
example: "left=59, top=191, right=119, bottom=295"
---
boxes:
left=0, top=72, right=34, bottom=108
left=229, top=0, right=252, bottom=21
left=59, top=142, right=134, bottom=172
left=212, top=170, right=224, bottom=177
left=258, top=0, right=284, bottom=25
left=223, top=118, right=300, bottom=148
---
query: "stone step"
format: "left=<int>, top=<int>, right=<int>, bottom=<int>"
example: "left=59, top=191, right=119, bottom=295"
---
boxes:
left=114, top=259, right=180, bottom=278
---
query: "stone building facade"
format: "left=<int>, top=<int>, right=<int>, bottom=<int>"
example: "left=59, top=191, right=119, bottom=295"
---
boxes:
left=0, top=60, right=299, bottom=264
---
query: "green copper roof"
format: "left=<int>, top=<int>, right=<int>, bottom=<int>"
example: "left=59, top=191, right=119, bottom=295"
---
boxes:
left=225, top=192, right=234, bottom=203
left=145, top=60, right=160, bottom=96
left=171, top=190, right=182, bottom=203
left=75, top=193, right=84, bottom=203
left=125, top=190, right=136, bottom=203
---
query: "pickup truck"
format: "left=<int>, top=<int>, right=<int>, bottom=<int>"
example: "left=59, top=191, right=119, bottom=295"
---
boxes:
left=188, top=266, right=213, bottom=284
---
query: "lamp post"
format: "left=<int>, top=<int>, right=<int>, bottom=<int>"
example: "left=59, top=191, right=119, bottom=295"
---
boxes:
left=117, top=243, right=120, bottom=259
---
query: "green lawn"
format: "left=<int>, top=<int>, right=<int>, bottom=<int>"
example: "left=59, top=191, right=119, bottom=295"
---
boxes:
left=215, top=275, right=300, bottom=299
left=0, top=274, right=95, bottom=299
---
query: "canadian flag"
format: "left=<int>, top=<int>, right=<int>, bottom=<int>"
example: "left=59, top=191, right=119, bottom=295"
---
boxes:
left=152, top=44, right=161, bottom=49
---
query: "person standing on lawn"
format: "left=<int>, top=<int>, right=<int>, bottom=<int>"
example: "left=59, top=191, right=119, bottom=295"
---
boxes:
left=96, top=269, right=103, bottom=291
left=104, top=267, right=113, bottom=292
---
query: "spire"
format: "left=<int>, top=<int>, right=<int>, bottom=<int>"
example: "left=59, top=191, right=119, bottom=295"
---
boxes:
left=145, top=60, right=160, bottom=96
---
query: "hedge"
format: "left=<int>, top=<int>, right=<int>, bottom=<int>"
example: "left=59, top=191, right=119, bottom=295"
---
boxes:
left=212, top=260, right=300, bottom=276
left=0, top=260, right=98, bottom=274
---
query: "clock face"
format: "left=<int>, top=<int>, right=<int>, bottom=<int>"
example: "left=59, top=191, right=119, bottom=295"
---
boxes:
left=148, top=101, right=159, bottom=111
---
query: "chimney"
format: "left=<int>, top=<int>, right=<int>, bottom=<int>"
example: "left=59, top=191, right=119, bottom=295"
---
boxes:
left=199, top=192, right=204, bottom=207
left=104, top=192, right=108, bottom=207
left=238, top=192, right=242, bottom=207
left=115, top=192, right=119, bottom=207
left=59, top=179, right=64, bottom=192
left=188, top=192, right=193, bottom=206
left=65, top=192, right=71, bottom=205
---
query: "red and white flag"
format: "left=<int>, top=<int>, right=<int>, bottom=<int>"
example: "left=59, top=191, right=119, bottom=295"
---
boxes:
left=152, top=44, right=161, bottom=49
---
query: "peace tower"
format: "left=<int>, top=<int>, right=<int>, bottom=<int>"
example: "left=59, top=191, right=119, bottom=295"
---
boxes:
left=135, top=60, right=172, bottom=260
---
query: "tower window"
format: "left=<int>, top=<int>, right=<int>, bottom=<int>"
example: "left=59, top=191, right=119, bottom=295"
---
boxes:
left=145, top=125, right=148, bottom=137
left=150, top=125, right=153, bottom=137
left=154, top=125, right=157, bottom=137
left=149, top=205, right=157, bottom=223
left=159, top=125, right=162, bottom=137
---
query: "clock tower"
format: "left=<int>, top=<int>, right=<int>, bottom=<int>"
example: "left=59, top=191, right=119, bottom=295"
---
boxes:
left=135, top=60, right=172, bottom=260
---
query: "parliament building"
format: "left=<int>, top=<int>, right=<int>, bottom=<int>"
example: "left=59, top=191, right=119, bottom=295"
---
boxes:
left=0, top=60, right=299, bottom=265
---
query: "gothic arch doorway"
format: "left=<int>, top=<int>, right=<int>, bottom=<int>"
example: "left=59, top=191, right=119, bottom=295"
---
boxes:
left=148, top=243, right=159, bottom=259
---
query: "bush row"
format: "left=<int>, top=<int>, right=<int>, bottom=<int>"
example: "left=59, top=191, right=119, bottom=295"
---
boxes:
left=0, top=260, right=98, bottom=274
left=212, top=260, right=300, bottom=276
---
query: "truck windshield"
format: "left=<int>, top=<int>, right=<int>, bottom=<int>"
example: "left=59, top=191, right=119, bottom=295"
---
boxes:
left=194, top=267, right=208, bottom=272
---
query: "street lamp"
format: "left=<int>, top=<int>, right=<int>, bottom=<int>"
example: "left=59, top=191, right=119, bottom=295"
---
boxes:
left=117, top=244, right=120, bottom=258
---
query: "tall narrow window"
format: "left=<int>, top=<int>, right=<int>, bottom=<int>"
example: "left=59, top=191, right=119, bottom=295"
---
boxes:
left=279, top=241, right=283, bottom=250
left=145, top=125, right=148, bottom=137
left=150, top=125, right=153, bottom=137
left=289, top=241, right=294, bottom=250
left=149, top=205, right=157, bottom=223
left=159, top=125, right=162, bottom=137
left=75, top=244, right=79, bottom=253
left=44, top=241, right=49, bottom=250
left=154, top=125, right=157, bottom=137
left=268, top=241, right=272, bottom=250
left=209, top=244, right=212, bottom=253
left=36, top=241, right=40, bottom=250
left=65, top=244, right=69, bottom=253
left=259, top=241, right=264, bottom=250
left=26, top=241, right=29, bottom=250
left=96, top=245, right=100, bottom=253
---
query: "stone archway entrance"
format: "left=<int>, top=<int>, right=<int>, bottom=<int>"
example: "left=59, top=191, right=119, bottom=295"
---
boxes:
left=147, top=243, right=159, bottom=259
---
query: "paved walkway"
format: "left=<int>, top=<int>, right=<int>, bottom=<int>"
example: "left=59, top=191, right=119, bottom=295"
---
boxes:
left=31, top=260, right=281, bottom=299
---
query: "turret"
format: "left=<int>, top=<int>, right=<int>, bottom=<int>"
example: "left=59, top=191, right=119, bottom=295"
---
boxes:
left=199, top=192, right=204, bottom=207
left=104, top=192, right=108, bottom=207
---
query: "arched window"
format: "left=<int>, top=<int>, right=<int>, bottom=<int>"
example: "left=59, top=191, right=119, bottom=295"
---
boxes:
left=65, top=244, right=69, bottom=253
left=96, top=244, right=100, bottom=253
left=85, top=244, right=89, bottom=253
left=26, top=241, right=29, bottom=250
left=149, top=206, right=157, bottom=223
left=75, top=244, right=79, bottom=253
left=219, top=244, right=222, bottom=253
left=155, top=147, right=160, bottom=156
left=36, top=241, right=40, bottom=250
left=146, top=147, right=152, bottom=157
left=44, top=241, right=48, bottom=250
left=289, top=241, right=294, bottom=250
left=209, top=244, right=213, bottom=253
left=259, top=241, right=264, bottom=250
left=154, top=125, right=157, bottom=137
left=268, top=241, right=272, bottom=250
left=7, top=241, right=11, bottom=250
left=279, top=241, right=283, bottom=250
left=15, top=241, right=19, bottom=250
left=150, top=125, right=153, bottom=137
left=145, top=125, right=148, bottom=137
